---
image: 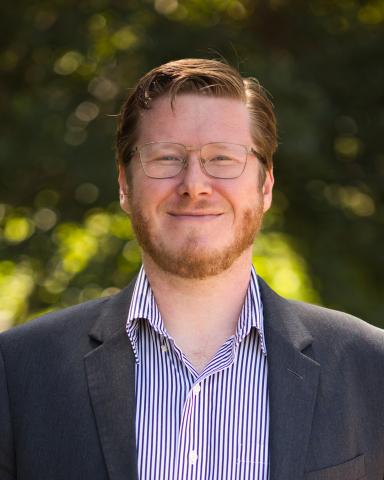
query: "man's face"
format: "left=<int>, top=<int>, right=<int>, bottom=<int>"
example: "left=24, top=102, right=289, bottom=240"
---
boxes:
left=118, top=94, right=274, bottom=279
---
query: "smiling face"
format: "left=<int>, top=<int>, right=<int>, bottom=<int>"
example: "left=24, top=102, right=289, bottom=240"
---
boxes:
left=118, top=94, right=274, bottom=279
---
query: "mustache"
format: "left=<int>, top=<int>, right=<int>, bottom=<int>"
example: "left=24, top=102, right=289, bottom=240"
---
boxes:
left=168, top=199, right=221, bottom=211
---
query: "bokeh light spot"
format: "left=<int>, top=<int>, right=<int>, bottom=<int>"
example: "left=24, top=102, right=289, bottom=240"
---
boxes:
left=88, top=76, right=119, bottom=101
left=334, top=136, right=361, bottom=159
left=34, top=9, right=57, bottom=30
left=253, top=233, right=320, bottom=303
left=75, top=183, right=99, bottom=204
left=110, top=214, right=133, bottom=239
left=85, top=212, right=111, bottom=235
left=227, top=1, right=247, bottom=20
left=54, top=51, right=84, bottom=75
left=88, top=14, right=107, bottom=32
left=0, top=49, right=19, bottom=71
left=64, top=129, right=87, bottom=146
left=155, top=0, right=178, bottom=15
left=75, top=101, right=100, bottom=122
left=4, top=217, right=34, bottom=243
left=0, top=261, right=35, bottom=331
left=338, top=187, right=375, bottom=217
left=34, top=189, right=60, bottom=208
left=111, top=27, right=138, bottom=50
left=34, top=208, right=58, bottom=231
left=358, top=5, right=383, bottom=24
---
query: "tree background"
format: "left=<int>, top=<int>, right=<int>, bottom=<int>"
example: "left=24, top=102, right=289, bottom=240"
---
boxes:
left=1, top=0, right=383, bottom=331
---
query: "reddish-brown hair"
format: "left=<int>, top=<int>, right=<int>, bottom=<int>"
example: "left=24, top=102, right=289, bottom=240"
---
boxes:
left=116, top=58, right=277, bottom=172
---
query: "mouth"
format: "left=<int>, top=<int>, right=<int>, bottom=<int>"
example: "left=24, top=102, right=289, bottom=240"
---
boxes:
left=168, top=212, right=223, bottom=221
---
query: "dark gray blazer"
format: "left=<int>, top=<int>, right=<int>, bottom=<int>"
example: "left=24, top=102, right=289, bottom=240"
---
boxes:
left=1, top=277, right=383, bottom=480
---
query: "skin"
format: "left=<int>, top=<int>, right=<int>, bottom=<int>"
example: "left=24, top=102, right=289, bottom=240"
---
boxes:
left=118, top=94, right=274, bottom=372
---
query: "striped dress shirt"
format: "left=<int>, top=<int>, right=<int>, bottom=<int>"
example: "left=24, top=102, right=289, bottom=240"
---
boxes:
left=126, top=266, right=269, bottom=479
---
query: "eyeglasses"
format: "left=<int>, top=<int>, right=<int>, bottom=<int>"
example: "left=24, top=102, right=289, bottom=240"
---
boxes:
left=127, top=142, right=266, bottom=179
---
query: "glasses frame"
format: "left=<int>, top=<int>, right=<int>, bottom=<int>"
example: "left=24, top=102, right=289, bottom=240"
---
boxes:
left=126, top=142, right=267, bottom=179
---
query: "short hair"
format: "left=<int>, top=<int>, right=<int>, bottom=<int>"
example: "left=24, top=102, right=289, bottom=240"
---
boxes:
left=116, top=58, right=277, bottom=173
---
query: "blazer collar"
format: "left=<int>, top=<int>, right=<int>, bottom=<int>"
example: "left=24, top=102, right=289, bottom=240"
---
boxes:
left=259, top=277, right=321, bottom=480
left=85, top=278, right=139, bottom=480
left=88, top=279, right=136, bottom=343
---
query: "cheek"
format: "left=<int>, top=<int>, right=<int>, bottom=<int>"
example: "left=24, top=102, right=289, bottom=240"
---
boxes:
left=220, top=179, right=262, bottom=210
left=131, top=178, right=176, bottom=215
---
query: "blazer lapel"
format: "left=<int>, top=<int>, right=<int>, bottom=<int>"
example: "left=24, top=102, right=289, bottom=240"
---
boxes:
left=84, top=281, right=138, bottom=480
left=259, top=278, right=321, bottom=480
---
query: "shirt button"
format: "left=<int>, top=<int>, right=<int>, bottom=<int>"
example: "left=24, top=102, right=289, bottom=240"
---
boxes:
left=189, top=450, right=198, bottom=465
left=161, top=344, right=168, bottom=353
left=192, top=384, right=201, bottom=395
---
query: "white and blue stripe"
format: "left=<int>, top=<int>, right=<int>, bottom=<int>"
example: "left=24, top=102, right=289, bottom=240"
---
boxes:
left=126, top=266, right=269, bottom=479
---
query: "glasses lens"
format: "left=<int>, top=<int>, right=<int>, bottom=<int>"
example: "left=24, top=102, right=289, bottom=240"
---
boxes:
left=139, top=143, right=185, bottom=178
left=201, top=143, right=247, bottom=179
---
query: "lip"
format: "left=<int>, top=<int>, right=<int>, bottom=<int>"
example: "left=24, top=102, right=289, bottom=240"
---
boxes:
left=168, top=212, right=222, bottom=220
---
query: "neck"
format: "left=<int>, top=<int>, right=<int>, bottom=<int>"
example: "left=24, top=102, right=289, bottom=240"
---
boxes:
left=142, top=249, right=253, bottom=372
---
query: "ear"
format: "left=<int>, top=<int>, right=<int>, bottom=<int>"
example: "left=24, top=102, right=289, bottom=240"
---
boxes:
left=262, top=168, right=274, bottom=213
left=118, top=164, right=131, bottom=215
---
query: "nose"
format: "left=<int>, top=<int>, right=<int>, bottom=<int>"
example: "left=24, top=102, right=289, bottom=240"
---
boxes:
left=176, top=150, right=213, bottom=198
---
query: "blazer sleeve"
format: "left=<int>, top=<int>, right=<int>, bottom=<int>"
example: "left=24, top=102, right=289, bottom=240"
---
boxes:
left=0, top=344, right=16, bottom=479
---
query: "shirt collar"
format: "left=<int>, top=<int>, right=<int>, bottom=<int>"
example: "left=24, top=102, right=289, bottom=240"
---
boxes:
left=235, top=266, right=267, bottom=355
left=126, top=265, right=267, bottom=363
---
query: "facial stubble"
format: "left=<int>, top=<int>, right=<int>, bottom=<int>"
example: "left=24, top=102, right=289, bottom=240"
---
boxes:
left=128, top=194, right=265, bottom=279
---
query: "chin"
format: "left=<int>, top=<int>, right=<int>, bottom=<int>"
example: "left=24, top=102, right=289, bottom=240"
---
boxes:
left=146, top=239, right=249, bottom=279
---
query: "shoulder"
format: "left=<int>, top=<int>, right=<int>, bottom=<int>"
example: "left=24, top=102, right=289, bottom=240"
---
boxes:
left=258, top=276, right=384, bottom=359
left=0, top=279, right=135, bottom=361
left=288, top=298, right=384, bottom=351
left=0, top=299, right=105, bottom=372
left=0, top=297, right=107, bottom=348
left=289, top=299, right=384, bottom=373
left=288, top=297, right=382, bottom=335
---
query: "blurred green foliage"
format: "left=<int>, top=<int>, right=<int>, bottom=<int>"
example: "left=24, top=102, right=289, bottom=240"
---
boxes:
left=1, top=0, right=383, bottom=330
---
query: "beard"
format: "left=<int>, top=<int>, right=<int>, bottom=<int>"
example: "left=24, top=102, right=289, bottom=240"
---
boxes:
left=129, top=198, right=265, bottom=280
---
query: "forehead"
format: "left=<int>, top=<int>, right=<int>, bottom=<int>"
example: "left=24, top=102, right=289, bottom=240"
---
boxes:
left=136, top=94, right=252, bottom=145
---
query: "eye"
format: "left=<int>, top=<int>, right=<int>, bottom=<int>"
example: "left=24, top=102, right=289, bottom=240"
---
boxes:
left=208, top=155, right=236, bottom=164
left=154, top=154, right=183, bottom=164
left=161, top=155, right=181, bottom=161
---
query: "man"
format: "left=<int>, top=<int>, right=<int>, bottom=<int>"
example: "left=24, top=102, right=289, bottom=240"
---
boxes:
left=0, top=59, right=383, bottom=480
